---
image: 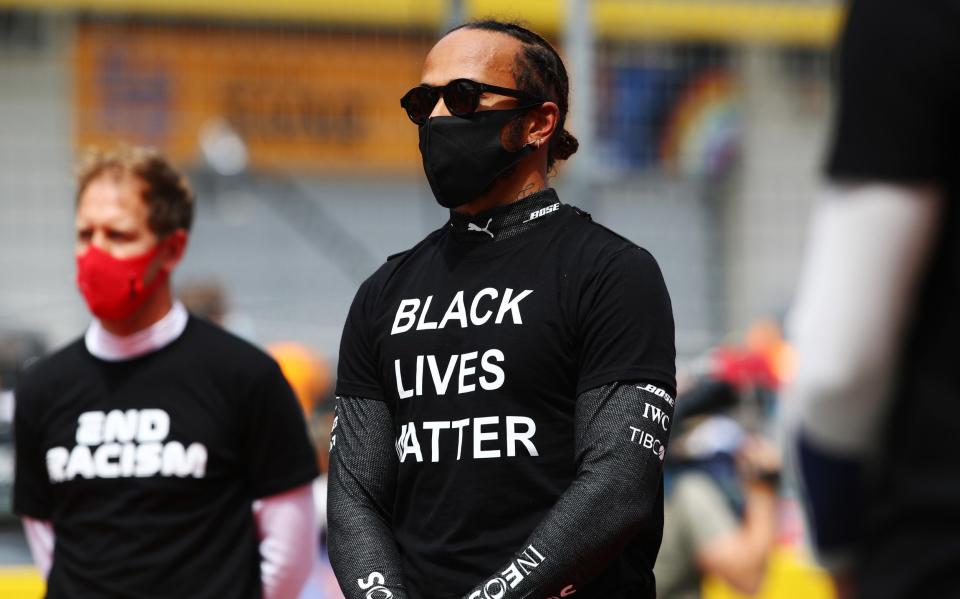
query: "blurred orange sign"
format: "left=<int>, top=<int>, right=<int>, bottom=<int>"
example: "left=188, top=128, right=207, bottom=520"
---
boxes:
left=73, top=22, right=430, bottom=174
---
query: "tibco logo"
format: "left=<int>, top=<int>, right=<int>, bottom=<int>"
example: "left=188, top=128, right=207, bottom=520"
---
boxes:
left=628, top=426, right=664, bottom=461
left=356, top=572, right=393, bottom=599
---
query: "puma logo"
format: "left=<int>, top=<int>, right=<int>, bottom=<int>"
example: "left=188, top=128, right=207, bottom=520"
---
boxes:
left=467, top=218, right=494, bottom=238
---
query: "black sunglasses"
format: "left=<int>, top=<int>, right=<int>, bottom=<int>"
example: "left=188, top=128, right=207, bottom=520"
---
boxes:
left=400, top=78, right=544, bottom=125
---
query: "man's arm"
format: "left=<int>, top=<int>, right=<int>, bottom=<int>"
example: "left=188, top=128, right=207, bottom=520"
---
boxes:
left=254, top=483, right=317, bottom=599
left=23, top=480, right=321, bottom=595
left=22, top=517, right=54, bottom=579
left=693, top=438, right=780, bottom=595
left=241, top=356, right=322, bottom=597
left=785, top=184, right=941, bottom=570
left=13, top=379, right=57, bottom=579
left=463, top=381, right=673, bottom=598
left=327, top=396, right=408, bottom=598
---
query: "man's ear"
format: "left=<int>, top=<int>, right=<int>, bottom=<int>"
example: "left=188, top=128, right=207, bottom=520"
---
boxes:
left=525, top=101, right=560, bottom=148
left=159, top=229, right=189, bottom=273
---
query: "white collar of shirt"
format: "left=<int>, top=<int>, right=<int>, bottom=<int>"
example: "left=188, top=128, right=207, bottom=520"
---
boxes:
left=85, top=301, right=189, bottom=362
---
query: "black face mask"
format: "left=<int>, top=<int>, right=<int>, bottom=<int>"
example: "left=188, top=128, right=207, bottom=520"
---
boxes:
left=418, top=107, right=535, bottom=209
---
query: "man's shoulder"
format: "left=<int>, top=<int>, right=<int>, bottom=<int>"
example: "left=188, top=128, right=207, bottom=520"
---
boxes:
left=13, top=337, right=88, bottom=414
left=672, top=472, right=724, bottom=501
left=563, top=205, right=639, bottom=250
left=17, top=337, right=87, bottom=391
left=359, top=227, right=447, bottom=293
left=181, top=316, right=279, bottom=375
left=670, top=472, right=738, bottom=545
left=384, top=227, right=446, bottom=267
left=561, top=205, right=661, bottom=270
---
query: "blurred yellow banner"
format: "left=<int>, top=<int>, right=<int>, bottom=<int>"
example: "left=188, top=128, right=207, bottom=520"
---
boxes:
left=11, top=0, right=843, bottom=45
left=2, top=0, right=446, bottom=27
left=73, top=22, right=429, bottom=173
left=595, top=1, right=843, bottom=45
left=704, top=547, right=836, bottom=599
left=0, top=566, right=44, bottom=599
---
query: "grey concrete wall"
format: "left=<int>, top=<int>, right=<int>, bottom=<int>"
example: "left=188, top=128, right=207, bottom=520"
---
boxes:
left=0, top=17, right=82, bottom=350
left=725, top=48, right=830, bottom=334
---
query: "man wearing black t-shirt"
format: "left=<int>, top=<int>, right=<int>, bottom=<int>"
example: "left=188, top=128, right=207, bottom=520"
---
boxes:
left=787, top=1, right=960, bottom=598
left=328, top=21, right=676, bottom=599
left=12, top=147, right=320, bottom=598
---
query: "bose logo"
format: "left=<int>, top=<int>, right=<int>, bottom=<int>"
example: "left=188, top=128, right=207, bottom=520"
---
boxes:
left=522, top=202, right=560, bottom=223
left=357, top=572, right=393, bottom=599
left=640, top=383, right=674, bottom=407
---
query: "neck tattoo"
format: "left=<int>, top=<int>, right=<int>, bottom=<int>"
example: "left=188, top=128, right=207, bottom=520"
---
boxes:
left=516, top=184, right=541, bottom=202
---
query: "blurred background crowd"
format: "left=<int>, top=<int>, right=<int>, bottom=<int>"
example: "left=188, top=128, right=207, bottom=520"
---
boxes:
left=0, top=0, right=847, bottom=597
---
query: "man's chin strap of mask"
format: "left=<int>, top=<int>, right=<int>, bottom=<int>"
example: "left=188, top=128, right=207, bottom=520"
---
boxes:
left=419, top=105, right=539, bottom=209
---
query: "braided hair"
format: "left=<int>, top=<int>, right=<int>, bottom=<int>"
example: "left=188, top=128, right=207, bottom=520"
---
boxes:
left=449, top=20, right=580, bottom=169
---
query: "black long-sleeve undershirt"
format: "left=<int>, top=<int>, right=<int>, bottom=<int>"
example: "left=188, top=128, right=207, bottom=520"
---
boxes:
left=327, top=381, right=674, bottom=599
left=462, top=382, right=673, bottom=598
left=327, top=397, right=409, bottom=598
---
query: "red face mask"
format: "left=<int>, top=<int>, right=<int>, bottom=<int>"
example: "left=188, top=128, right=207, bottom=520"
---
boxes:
left=76, top=244, right=167, bottom=321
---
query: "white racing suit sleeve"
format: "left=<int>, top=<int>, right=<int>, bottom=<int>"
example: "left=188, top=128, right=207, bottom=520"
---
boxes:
left=327, top=396, right=409, bottom=598
left=23, top=477, right=318, bottom=593
left=462, top=381, right=674, bottom=599
left=785, top=184, right=941, bottom=570
left=23, top=516, right=55, bottom=579
left=254, top=483, right=318, bottom=599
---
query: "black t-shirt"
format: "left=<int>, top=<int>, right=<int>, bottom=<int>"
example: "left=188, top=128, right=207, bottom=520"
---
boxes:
left=827, top=1, right=960, bottom=597
left=13, top=316, right=320, bottom=599
left=336, top=190, right=676, bottom=598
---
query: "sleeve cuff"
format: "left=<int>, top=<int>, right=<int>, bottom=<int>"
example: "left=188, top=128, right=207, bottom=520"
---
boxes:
left=334, top=380, right=384, bottom=402
left=251, top=462, right=320, bottom=499
left=577, top=367, right=676, bottom=397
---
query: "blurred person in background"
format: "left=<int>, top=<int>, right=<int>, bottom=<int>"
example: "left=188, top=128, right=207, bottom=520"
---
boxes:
left=12, top=146, right=319, bottom=599
left=328, top=20, right=676, bottom=599
left=178, top=278, right=259, bottom=340
left=178, top=279, right=229, bottom=327
left=786, top=1, right=960, bottom=598
left=655, top=374, right=781, bottom=599
left=268, top=342, right=344, bottom=599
